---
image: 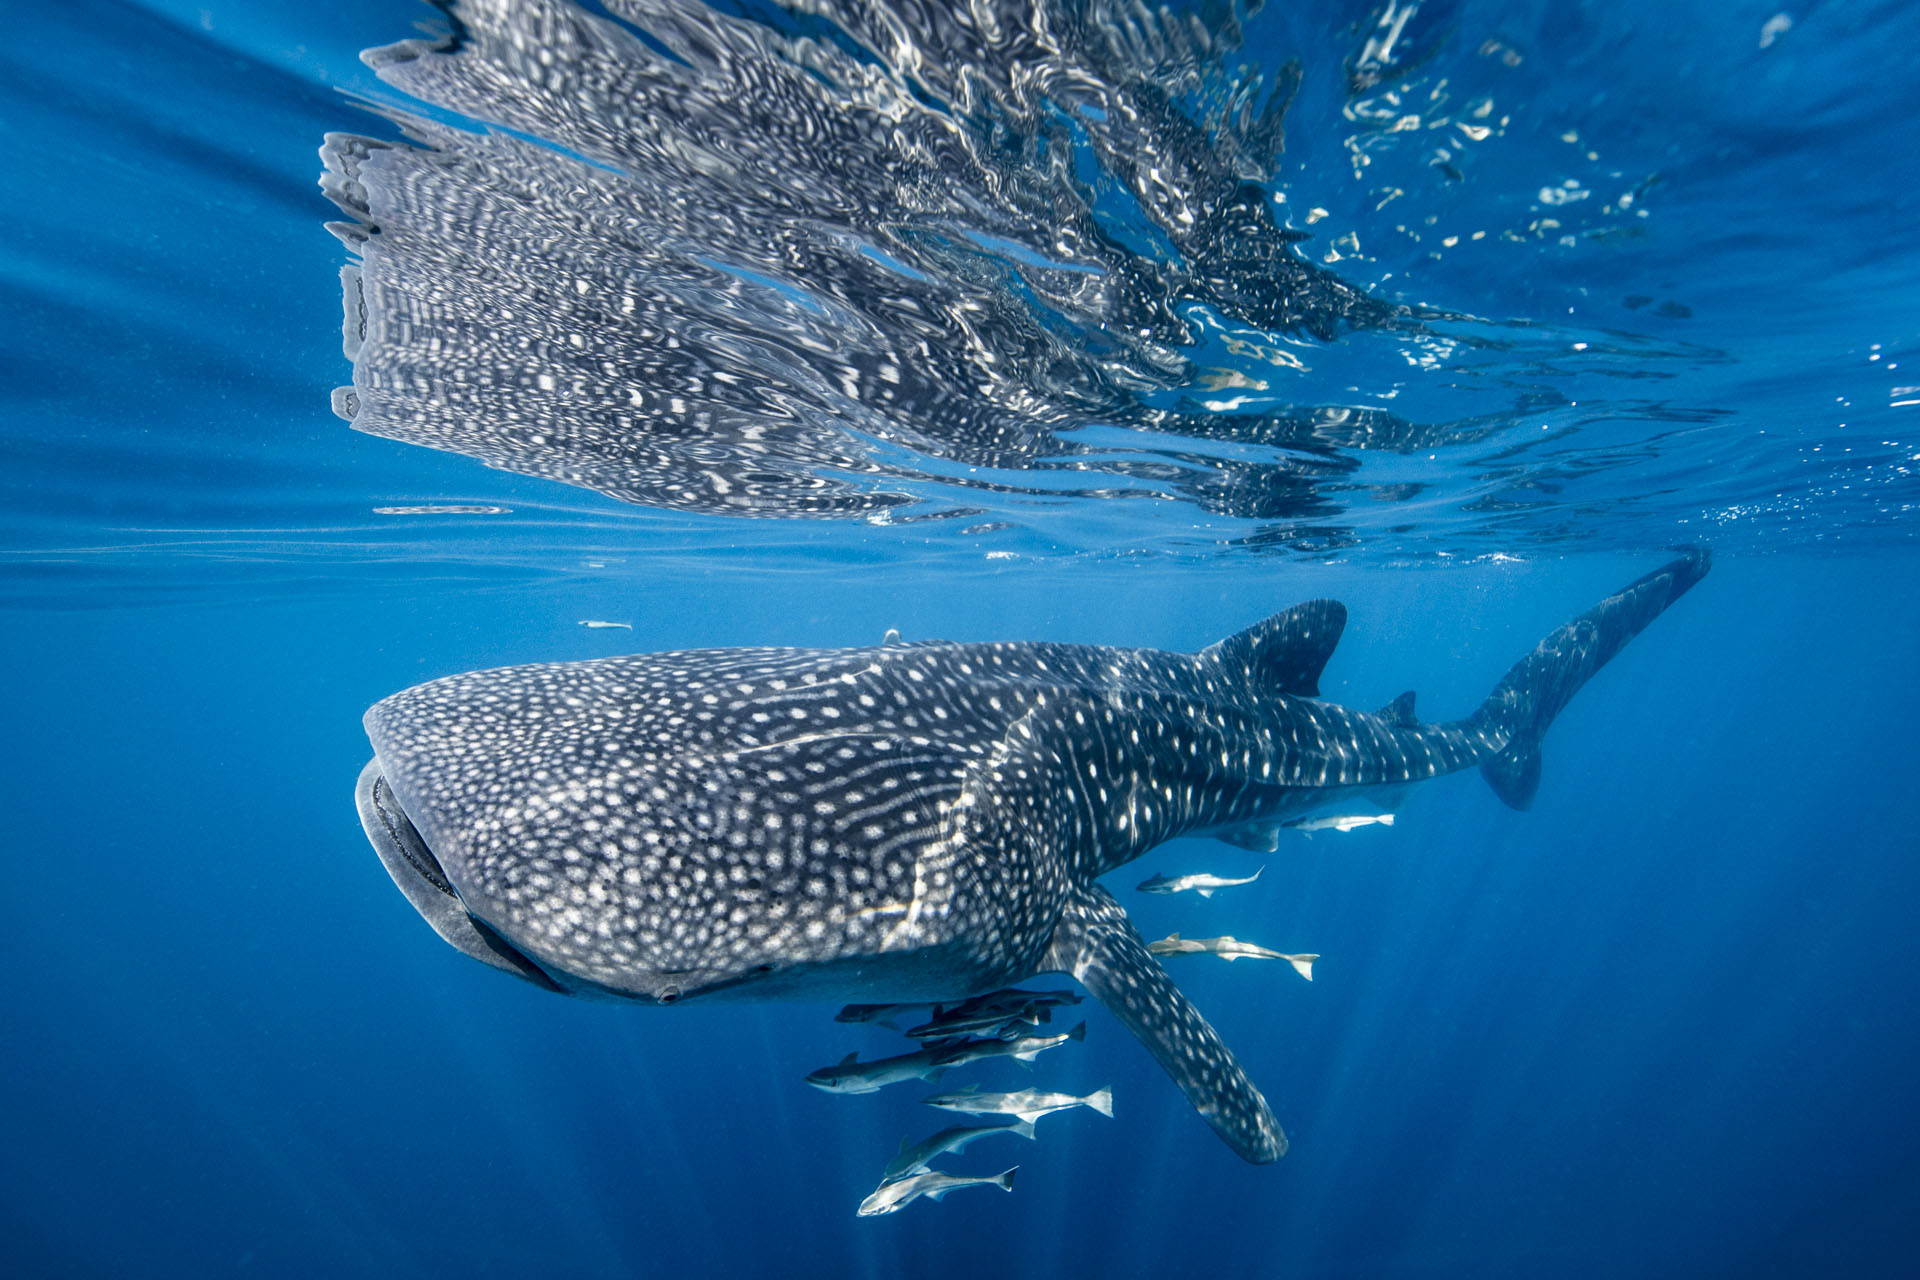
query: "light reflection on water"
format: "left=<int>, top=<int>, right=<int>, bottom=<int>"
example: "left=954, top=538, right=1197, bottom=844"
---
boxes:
left=304, top=0, right=1917, bottom=560
left=0, top=0, right=1915, bottom=602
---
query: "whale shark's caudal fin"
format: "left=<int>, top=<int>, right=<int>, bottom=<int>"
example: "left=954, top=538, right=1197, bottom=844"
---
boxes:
left=1472, top=549, right=1712, bottom=809
left=1042, top=883, right=1285, bottom=1163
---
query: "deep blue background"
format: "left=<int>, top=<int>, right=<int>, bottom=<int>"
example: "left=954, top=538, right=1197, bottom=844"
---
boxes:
left=7, top=558, right=1917, bottom=1278
left=4, top=0, right=1919, bottom=1276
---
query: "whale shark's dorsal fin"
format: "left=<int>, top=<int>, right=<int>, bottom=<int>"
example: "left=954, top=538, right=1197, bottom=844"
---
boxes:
left=1042, top=883, right=1285, bottom=1164
left=1203, top=600, right=1347, bottom=699
left=1377, top=690, right=1417, bottom=726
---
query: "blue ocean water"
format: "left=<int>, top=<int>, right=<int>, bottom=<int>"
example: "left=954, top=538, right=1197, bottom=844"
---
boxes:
left=3, top=1, right=1918, bottom=1277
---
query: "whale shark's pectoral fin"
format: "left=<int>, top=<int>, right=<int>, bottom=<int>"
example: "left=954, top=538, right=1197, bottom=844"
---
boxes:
left=1213, top=820, right=1284, bottom=852
left=1041, top=883, right=1285, bottom=1163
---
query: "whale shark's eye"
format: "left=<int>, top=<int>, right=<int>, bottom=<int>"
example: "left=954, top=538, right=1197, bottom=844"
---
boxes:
left=658, top=985, right=683, bottom=1005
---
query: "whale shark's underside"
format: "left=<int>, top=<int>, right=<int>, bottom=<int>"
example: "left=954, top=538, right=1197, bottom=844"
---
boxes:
left=357, top=551, right=1709, bottom=1161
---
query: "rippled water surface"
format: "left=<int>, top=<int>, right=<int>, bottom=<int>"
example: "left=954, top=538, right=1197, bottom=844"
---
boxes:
left=3, top=3, right=1919, bottom=1278
left=5, top=0, right=1916, bottom=590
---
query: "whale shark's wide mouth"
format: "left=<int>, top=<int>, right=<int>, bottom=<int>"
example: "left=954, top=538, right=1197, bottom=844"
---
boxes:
left=354, top=759, right=562, bottom=992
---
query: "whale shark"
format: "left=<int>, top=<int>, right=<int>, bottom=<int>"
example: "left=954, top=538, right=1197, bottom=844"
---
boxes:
left=356, top=551, right=1709, bottom=1162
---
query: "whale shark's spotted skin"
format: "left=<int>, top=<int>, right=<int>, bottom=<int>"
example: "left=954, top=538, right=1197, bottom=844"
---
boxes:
left=359, top=552, right=1710, bottom=1161
left=318, top=0, right=1451, bottom=526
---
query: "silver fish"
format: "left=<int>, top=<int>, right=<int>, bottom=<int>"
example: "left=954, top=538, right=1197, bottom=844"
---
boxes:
left=921, top=1085, right=1115, bottom=1126
left=1134, top=867, right=1264, bottom=899
left=857, top=1166, right=1017, bottom=1217
left=935, top=1022, right=1087, bottom=1069
left=903, top=987, right=1081, bottom=1039
left=1147, top=935, right=1317, bottom=980
left=804, top=1046, right=952, bottom=1095
left=921, top=1018, right=1044, bottom=1046
left=880, top=1121, right=1036, bottom=1184
left=1281, top=812, right=1395, bottom=835
left=906, top=1009, right=1049, bottom=1043
left=834, top=1001, right=931, bottom=1028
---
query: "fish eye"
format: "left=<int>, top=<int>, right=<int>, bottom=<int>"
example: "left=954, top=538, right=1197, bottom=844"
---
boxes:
left=658, top=985, right=683, bottom=1005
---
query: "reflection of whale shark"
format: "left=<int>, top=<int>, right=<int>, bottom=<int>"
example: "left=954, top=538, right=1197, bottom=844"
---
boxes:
left=319, top=0, right=1422, bottom=524
left=357, top=551, right=1708, bottom=1161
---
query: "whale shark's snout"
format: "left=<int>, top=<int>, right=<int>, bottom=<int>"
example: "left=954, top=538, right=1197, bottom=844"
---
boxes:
left=356, top=706, right=753, bottom=1008
left=357, top=757, right=728, bottom=1004
left=355, top=759, right=565, bottom=992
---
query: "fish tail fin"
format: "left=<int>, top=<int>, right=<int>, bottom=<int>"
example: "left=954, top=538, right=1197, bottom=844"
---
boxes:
left=1066, top=1021, right=1088, bottom=1042
left=1085, top=1086, right=1115, bottom=1118
left=1011, top=1119, right=1037, bottom=1140
left=994, top=1167, right=1018, bottom=1192
left=1378, top=814, right=1395, bottom=826
left=1289, top=954, right=1317, bottom=981
left=1471, top=549, right=1710, bottom=810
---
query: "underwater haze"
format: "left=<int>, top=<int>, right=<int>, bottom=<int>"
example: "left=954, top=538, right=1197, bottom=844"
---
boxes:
left=3, top=1, right=1919, bottom=1277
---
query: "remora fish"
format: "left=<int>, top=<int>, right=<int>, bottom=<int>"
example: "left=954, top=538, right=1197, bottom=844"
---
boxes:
left=834, top=1001, right=931, bottom=1027
left=881, top=1121, right=1036, bottom=1184
left=922, top=1085, right=1115, bottom=1125
left=903, top=987, right=1080, bottom=1039
left=857, top=1167, right=1017, bottom=1217
left=1148, top=935, right=1318, bottom=980
left=911, top=1014, right=1044, bottom=1044
left=356, top=552, right=1710, bottom=1162
left=1135, top=867, right=1264, bottom=898
left=804, top=1046, right=953, bottom=1094
left=904, top=990, right=1077, bottom=1041
left=949, top=987, right=1083, bottom=1018
left=935, top=1023, right=1087, bottom=1068
left=1282, top=812, right=1395, bottom=836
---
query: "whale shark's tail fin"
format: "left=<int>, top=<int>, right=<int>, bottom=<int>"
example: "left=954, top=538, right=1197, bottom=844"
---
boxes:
left=1472, top=549, right=1712, bottom=809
